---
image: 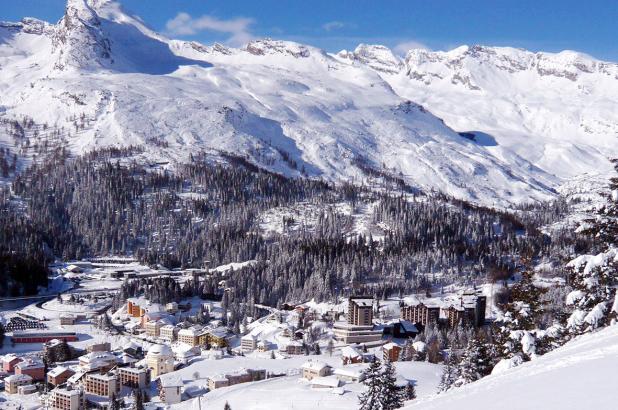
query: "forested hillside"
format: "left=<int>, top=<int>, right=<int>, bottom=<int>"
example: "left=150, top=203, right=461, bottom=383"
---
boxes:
left=0, top=148, right=589, bottom=300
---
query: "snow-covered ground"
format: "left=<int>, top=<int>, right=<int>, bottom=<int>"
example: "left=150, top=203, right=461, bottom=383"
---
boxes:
left=407, top=325, right=618, bottom=410
left=165, top=357, right=442, bottom=410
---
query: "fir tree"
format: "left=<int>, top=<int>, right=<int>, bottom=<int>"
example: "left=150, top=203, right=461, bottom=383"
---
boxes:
left=381, top=360, right=405, bottom=410
left=358, top=359, right=383, bottom=410
left=132, top=389, right=144, bottom=410
left=455, top=336, right=492, bottom=387
left=437, top=354, right=458, bottom=393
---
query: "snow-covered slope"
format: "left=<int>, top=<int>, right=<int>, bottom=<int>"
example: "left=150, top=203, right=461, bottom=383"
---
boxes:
left=340, top=44, right=618, bottom=184
left=406, top=325, right=618, bottom=410
left=0, top=0, right=616, bottom=205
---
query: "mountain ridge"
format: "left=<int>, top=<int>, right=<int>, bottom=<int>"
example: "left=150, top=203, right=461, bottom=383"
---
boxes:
left=1, top=0, right=616, bottom=206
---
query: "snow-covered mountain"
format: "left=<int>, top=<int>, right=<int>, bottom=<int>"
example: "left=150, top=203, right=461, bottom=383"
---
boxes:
left=1, top=0, right=616, bottom=205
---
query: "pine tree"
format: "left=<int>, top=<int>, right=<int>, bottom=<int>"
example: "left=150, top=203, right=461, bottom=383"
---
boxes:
left=437, top=354, right=458, bottom=393
left=109, top=393, right=121, bottom=410
left=455, top=336, right=492, bottom=387
left=381, top=360, right=405, bottom=410
left=358, top=359, right=383, bottom=410
left=566, top=159, right=618, bottom=334
left=132, top=388, right=144, bottom=410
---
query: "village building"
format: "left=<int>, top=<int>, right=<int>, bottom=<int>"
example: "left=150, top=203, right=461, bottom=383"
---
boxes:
left=84, top=372, right=118, bottom=398
left=145, top=320, right=165, bottom=337
left=86, top=342, right=111, bottom=353
left=18, top=384, right=37, bottom=395
left=208, top=374, right=229, bottom=390
left=15, top=358, right=45, bottom=381
left=1, top=354, right=22, bottom=372
left=204, top=327, right=229, bottom=348
left=118, top=366, right=150, bottom=389
left=382, top=342, right=403, bottom=362
left=78, top=351, right=117, bottom=373
left=341, top=345, right=363, bottom=365
left=173, top=343, right=200, bottom=363
left=177, top=327, right=201, bottom=347
left=257, top=341, right=270, bottom=352
left=310, top=375, right=341, bottom=389
left=285, top=341, right=304, bottom=355
left=5, top=374, right=33, bottom=394
left=241, top=334, right=258, bottom=352
left=146, top=344, right=175, bottom=377
left=165, top=302, right=179, bottom=313
left=207, top=368, right=266, bottom=390
left=12, top=331, right=78, bottom=344
left=59, top=315, right=76, bottom=326
left=401, top=301, right=441, bottom=327
left=301, top=360, right=331, bottom=380
left=160, top=324, right=178, bottom=342
left=50, top=386, right=83, bottom=410
left=347, top=296, right=373, bottom=326
left=333, top=296, right=382, bottom=344
left=159, top=377, right=183, bottom=404
left=48, top=366, right=76, bottom=386
left=333, top=365, right=366, bottom=383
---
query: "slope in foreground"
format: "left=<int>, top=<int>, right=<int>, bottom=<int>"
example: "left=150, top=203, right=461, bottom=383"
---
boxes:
left=407, top=325, right=618, bottom=410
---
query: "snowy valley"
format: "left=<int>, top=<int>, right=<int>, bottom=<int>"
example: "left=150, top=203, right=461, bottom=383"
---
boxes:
left=0, top=1, right=617, bottom=410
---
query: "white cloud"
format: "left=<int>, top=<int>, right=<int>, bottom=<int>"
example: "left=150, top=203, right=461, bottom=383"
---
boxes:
left=322, top=21, right=346, bottom=31
left=165, top=12, right=255, bottom=47
left=393, top=40, right=430, bottom=55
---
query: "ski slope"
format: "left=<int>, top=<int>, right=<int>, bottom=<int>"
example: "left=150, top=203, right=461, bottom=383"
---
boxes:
left=406, top=325, right=618, bottom=410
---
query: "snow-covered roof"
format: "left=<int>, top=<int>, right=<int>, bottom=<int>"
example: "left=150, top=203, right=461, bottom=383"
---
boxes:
left=302, top=360, right=329, bottom=372
left=48, top=366, right=72, bottom=377
left=178, top=326, right=201, bottom=336
left=341, top=345, right=361, bottom=358
left=333, top=366, right=365, bottom=379
left=383, top=342, right=401, bottom=350
left=160, top=377, right=183, bottom=388
left=5, top=374, right=32, bottom=382
left=15, top=358, right=44, bottom=370
left=310, top=376, right=341, bottom=388
left=1, top=353, right=20, bottom=363
left=79, top=351, right=116, bottom=364
left=147, top=344, right=173, bottom=357
left=241, top=334, right=258, bottom=341
left=350, top=298, right=373, bottom=307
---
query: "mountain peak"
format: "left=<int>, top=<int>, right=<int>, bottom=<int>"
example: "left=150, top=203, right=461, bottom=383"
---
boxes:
left=245, top=39, right=312, bottom=58
left=338, top=44, right=403, bottom=74
left=52, top=0, right=114, bottom=71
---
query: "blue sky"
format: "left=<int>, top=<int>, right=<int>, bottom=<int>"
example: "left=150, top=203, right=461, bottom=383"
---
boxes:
left=3, top=0, right=617, bottom=60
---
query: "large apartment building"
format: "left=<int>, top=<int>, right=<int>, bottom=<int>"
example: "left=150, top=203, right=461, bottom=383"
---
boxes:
left=50, top=386, right=83, bottom=410
left=333, top=296, right=382, bottom=344
left=401, top=302, right=440, bottom=327
left=84, top=372, right=118, bottom=398
left=347, top=296, right=374, bottom=326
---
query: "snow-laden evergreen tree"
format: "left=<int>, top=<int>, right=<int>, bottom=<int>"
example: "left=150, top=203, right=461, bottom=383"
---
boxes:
left=492, top=270, right=547, bottom=361
left=454, top=336, right=492, bottom=387
left=437, top=354, right=459, bottom=393
left=381, top=360, right=405, bottom=410
left=566, top=159, right=618, bottom=334
left=358, top=359, right=383, bottom=410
